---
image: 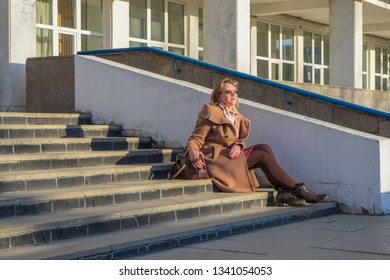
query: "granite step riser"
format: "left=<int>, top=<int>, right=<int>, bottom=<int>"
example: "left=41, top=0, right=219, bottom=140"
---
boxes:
left=0, top=183, right=214, bottom=219
left=0, top=116, right=92, bottom=125
left=0, top=197, right=269, bottom=250
left=0, top=167, right=172, bottom=194
left=87, top=206, right=338, bottom=260
left=0, top=153, right=178, bottom=172
left=0, top=128, right=121, bottom=139
left=0, top=140, right=152, bottom=155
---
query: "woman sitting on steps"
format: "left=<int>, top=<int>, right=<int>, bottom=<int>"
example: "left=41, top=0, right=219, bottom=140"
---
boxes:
left=185, top=77, right=328, bottom=206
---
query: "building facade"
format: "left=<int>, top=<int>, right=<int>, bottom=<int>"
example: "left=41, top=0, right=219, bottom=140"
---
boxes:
left=1, top=0, right=390, bottom=111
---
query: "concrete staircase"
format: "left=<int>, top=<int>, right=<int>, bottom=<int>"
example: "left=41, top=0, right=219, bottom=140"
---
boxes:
left=0, top=112, right=337, bottom=260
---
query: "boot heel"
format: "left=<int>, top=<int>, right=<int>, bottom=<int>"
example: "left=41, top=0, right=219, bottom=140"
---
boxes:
left=275, top=199, right=284, bottom=206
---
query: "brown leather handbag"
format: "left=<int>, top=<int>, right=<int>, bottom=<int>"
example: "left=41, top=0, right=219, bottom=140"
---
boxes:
left=168, top=152, right=208, bottom=180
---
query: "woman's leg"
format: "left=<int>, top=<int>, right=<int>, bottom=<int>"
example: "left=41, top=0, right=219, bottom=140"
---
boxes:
left=246, top=144, right=327, bottom=204
left=246, top=144, right=296, bottom=190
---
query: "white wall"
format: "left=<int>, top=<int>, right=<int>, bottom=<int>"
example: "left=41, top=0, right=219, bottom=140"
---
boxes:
left=242, top=100, right=390, bottom=215
left=75, top=55, right=210, bottom=148
left=75, top=55, right=390, bottom=215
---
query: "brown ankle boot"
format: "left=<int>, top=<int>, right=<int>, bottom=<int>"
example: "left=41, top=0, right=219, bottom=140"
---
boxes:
left=275, top=187, right=306, bottom=207
left=292, top=183, right=328, bottom=204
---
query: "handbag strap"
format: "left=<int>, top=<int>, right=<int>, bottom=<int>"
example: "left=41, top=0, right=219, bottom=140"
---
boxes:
left=168, top=162, right=188, bottom=180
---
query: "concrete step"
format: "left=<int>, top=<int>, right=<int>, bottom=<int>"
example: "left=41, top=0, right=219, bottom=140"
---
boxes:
left=0, top=112, right=338, bottom=260
left=0, top=163, right=173, bottom=193
left=0, top=191, right=273, bottom=250
left=0, top=124, right=122, bottom=139
left=0, top=137, right=153, bottom=155
left=0, top=202, right=337, bottom=260
left=0, top=112, right=92, bottom=125
left=0, top=179, right=214, bottom=218
left=0, top=149, right=181, bottom=172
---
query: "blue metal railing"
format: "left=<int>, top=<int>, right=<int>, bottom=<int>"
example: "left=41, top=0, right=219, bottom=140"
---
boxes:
left=78, top=47, right=390, bottom=119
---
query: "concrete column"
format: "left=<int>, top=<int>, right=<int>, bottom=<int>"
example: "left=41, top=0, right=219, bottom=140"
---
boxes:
left=0, top=0, right=36, bottom=112
left=329, top=0, right=363, bottom=88
left=295, top=27, right=305, bottom=83
left=112, top=0, right=129, bottom=48
left=203, top=0, right=251, bottom=73
left=368, top=42, right=376, bottom=91
left=187, top=0, right=200, bottom=59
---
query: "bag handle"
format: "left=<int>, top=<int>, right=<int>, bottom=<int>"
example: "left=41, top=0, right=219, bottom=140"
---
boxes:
left=168, top=150, right=211, bottom=180
left=168, top=162, right=188, bottom=180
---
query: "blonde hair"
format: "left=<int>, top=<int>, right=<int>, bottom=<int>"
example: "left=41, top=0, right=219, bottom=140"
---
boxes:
left=210, top=78, right=239, bottom=108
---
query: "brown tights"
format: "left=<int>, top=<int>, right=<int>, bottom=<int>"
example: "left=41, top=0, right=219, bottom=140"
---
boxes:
left=246, top=144, right=296, bottom=190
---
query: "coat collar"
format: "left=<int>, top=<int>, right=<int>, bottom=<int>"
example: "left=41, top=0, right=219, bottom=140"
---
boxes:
left=198, top=104, right=251, bottom=140
left=198, top=104, right=242, bottom=124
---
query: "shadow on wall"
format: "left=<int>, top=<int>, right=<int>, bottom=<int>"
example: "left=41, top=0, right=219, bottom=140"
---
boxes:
left=0, top=62, right=26, bottom=112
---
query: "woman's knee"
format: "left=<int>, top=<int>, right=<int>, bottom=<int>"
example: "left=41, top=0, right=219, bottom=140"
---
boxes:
left=255, top=144, right=273, bottom=155
left=248, top=149, right=269, bottom=163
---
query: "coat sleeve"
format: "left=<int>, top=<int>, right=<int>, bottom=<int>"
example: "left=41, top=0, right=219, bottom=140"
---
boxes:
left=186, top=116, right=212, bottom=151
left=234, top=139, right=246, bottom=150
left=233, top=115, right=251, bottom=150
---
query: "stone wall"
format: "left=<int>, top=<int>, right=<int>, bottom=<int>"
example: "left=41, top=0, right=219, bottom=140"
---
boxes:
left=26, top=56, right=75, bottom=113
left=92, top=50, right=390, bottom=138
left=281, top=81, right=390, bottom=114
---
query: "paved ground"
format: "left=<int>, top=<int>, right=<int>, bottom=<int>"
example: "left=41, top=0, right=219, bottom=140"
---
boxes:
left=3, top=213, right=389, bottom=280
left=127, top=213, right=390, bottom=260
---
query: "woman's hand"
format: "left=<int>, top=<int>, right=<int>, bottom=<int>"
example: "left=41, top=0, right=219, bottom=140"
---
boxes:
left=187, top=149, right=205, bottom=170
left=228, top=145, right=241, bottom=159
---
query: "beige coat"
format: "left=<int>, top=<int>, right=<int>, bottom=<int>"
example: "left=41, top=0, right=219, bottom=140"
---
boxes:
left=186, top=104, right=259, bottom=192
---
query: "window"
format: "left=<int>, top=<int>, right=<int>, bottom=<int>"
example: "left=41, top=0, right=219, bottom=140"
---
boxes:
left=36, top=0, right=103, bottom=57
left=36, top=27, right=53, bottom=57
left=151, top=0, right=164, bottom=42
left=256, top=22, right=295, bottom=82
left=375, top=46, right=390, bottom=91
left=81, top=0, right=103, bottom=33
left=129, top=0, right=186, bottom=55
left=130, top=0, right=147, bottom=41
left=80, top=0, right=103, bottom=51
left=58, top=0, right=76, bottom=28
left=36, top=0, right=54, bottom=57
left=303, top=31, right=329, bottom=85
